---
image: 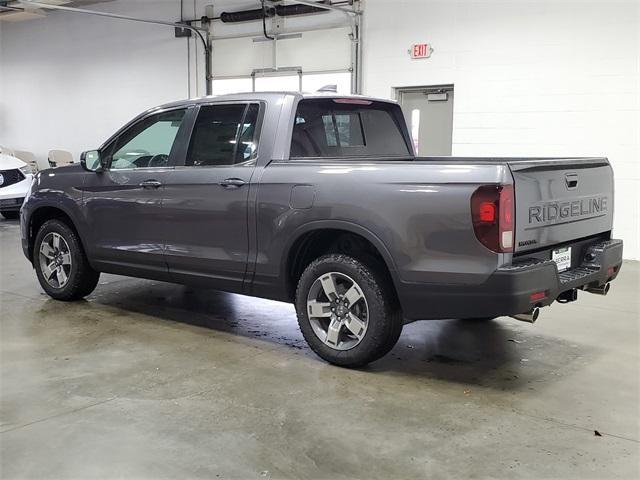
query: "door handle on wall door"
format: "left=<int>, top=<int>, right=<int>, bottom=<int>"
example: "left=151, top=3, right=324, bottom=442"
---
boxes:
left=220, top=178, right=246, bottom=189
left=139, top=180, right=163, bottom=189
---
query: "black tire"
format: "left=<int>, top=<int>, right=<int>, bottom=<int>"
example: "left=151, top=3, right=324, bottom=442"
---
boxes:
left=1, top=210, right=19, bottom=220
left=33, top=219, right=100, bottom=301
left=295, top=253, right=402, bottom=367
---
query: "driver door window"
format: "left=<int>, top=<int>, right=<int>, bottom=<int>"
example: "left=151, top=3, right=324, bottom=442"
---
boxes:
left=106, top=109, right=186, bottom=170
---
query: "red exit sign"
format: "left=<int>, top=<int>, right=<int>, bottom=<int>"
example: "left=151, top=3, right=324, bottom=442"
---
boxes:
left=410, top=43, right=433, bottom=59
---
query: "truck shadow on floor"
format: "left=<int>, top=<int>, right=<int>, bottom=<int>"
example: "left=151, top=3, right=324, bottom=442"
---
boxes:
left=368, top=318, right=586, bottom=391
left=85, top=276, right=594, bottom=391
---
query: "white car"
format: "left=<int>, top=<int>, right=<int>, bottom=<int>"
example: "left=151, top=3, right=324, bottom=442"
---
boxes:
left=0, top=153, right=34, bottom=220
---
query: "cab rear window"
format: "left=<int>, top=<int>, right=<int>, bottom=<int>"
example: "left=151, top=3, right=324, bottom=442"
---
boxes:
left=290, top=99, right=411, bottom=158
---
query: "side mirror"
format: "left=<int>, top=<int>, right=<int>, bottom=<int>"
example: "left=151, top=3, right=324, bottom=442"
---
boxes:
left=80, top=150, right=103, bottom=172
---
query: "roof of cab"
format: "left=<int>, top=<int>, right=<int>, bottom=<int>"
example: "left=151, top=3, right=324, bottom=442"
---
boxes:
left=150, top=91, right=399, bottom=113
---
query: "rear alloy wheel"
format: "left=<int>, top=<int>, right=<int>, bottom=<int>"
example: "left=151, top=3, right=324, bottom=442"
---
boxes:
left=34, top=219, right=100, bottom=301
left=306, top=271, right=369, bottom=351
left=296, top=254, right=402, bottom=367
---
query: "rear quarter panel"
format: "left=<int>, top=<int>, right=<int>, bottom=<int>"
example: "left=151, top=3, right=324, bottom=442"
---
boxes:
left=252, top=160, right=512, bottom=300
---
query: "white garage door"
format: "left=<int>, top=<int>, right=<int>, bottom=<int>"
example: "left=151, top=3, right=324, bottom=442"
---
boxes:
left=211, top=26, right=353, bottom=95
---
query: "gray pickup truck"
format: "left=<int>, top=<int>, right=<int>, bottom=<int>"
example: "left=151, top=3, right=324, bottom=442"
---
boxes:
left=20, top=92, right=623, bottom=367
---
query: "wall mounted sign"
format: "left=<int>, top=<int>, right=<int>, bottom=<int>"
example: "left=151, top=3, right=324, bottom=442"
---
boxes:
left=409, top=43, right=434, bottom=59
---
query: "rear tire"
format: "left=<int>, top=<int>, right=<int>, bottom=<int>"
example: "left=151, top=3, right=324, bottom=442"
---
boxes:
left=295, top=254, right=402, bottom=367
left=33, top=219, right=100, bottom=301
left=1, top=210, right=19, bottom=220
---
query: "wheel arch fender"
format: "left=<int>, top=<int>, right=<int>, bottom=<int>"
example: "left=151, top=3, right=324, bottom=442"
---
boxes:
left=282, top=219, right=401, bottom=298
left=26, top=201, right=87, bottom=262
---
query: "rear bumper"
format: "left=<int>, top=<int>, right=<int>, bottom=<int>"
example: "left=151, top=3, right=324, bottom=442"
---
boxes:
left=399, top=239, right=623, bottom=321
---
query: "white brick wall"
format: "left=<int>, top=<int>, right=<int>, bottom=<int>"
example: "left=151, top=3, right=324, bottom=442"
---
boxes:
left=364, top=0, right=640, bottom=259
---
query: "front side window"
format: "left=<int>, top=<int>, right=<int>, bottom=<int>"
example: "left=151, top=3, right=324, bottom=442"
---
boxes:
left=106, top=109, right=186, bottom=170
left=186, top=103, right=260, bottom=167
left=290, top=99, right=410, bottom=158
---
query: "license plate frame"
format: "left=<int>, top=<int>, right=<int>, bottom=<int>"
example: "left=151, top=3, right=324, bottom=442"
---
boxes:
left=552, top=246, right=572, bottom=272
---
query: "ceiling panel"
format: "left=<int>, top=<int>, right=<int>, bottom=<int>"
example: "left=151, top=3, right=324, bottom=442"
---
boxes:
left=0, top=0, right=116, bottom=22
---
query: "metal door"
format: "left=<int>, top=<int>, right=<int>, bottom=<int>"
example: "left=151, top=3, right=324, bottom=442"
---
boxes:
left=398, top=86, right=454, bottom=156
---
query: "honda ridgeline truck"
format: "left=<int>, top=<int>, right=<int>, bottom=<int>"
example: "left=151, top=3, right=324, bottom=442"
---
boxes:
left=20, top=92, right=623, bottom=366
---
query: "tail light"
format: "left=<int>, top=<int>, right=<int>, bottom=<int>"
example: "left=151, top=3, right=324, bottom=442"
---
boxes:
left=471, top=184, right=514, bottom=253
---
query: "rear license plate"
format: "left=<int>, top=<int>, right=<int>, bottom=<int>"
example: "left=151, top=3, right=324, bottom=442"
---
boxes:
left=552, top=246, right=572, bottom=272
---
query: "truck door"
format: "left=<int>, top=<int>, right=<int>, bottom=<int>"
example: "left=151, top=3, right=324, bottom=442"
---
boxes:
left=162, top=103, right=260, bottom=293
left=82, top=108, right=187, bottom=279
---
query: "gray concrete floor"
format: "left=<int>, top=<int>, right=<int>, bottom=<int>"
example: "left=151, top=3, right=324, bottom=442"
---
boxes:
left=0, top=219, right=638, bottom=480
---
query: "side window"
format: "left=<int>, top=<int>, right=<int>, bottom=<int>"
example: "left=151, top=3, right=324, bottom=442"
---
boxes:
left=106, top=109, right=186, bottom=170
left=323, top=112, right=365, bottom=147
left=336, top=113, right=365, bottom=146
left=322, top=115, right=338, bottom=146
left=186, top=103, right=259, bottom=167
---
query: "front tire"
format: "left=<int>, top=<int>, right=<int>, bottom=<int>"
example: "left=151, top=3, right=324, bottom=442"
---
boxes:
left=295, top=254, right=402, bottom=367
left=33, top=219, right=100, bottom=301
left=1, top=210, right=19, bottom=220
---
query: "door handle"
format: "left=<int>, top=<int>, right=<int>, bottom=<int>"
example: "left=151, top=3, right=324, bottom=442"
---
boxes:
left=220, top=178, right=246, bottom=189
left=139, top=180, right=163, bottom=189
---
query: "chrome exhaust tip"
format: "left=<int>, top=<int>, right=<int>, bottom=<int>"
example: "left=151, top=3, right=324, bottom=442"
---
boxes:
left=511, top=307, right=539, bottom=323
left=586, top=283, right=610, bottom=296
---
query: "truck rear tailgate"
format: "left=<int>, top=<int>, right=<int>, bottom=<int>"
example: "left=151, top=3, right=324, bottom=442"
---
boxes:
left=508, top=158, right=613, bottom=253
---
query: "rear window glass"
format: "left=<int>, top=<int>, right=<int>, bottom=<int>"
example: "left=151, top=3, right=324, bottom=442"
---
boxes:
left=186, top=103, right=259, bottom=167
left=290, top=99, right=411, bottom=158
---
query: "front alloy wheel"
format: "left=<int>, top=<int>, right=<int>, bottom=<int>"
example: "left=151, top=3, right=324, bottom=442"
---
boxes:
left=38, top=232, right=72, bottom=288
left=33, top=219, right=100, bottom=301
